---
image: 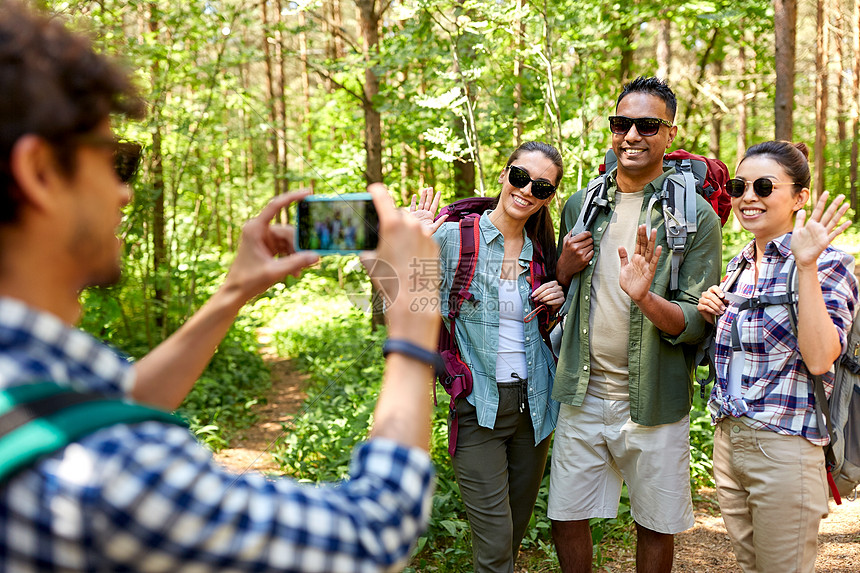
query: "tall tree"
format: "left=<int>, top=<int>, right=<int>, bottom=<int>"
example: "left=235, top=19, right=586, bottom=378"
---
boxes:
left=853, top=0, right=860, bottom=217
left=814, top=0, right=829, bottom=203
left=774, top=0, right=797, bottom=141
left=657, top=17, right=671, bottom=80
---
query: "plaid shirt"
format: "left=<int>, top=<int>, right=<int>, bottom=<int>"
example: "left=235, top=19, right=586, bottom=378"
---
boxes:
left=709, top=234, right=859, bottom=445
left=0, top=296, right=434, bottom=572
left=435, top=213, right=559, bottom=444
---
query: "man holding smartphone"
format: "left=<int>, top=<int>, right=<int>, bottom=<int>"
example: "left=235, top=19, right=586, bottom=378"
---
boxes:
left=0, top=2, right=441, bottom=570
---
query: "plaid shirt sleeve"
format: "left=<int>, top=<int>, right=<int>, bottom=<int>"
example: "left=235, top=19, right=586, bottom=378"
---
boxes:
left=2, top=424, right=434, bottom=572
left=709, top=237, right=859, bottom=445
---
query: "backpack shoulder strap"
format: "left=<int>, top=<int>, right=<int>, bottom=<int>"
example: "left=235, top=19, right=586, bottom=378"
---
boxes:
left=448, top=216, right=481, bottom=320
left=0, top=381, right=187, bottom=484
left=570, top=175, right=610, bottom=236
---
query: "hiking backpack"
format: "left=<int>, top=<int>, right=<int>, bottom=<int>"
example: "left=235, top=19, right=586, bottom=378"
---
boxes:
left=571, top=149, right=731, bottom=291
left=434, top=197, right=556, bottom=456
left=0, top=381, right=187, bottom=484
left=711, top=256, right=860, bottom=503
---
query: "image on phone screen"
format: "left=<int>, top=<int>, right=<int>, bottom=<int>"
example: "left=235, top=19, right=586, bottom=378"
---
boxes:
left=297, top=193, right=379, bottom=254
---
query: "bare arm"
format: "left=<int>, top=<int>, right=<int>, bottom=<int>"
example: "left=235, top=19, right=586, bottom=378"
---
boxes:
left=132, top=190, right=320, bottom=409
left=792, top=193, right=852, bottom=375
left=364, top=183, right=441, bottom=451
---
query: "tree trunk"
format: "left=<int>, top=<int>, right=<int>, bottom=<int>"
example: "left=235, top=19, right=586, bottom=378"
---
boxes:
left=298, top=8, right=315, bottom=192
left=619, top=25, right=634, bottom=84
left=710, top=58, right=723, bottom=160
left=149, top=4, right=167, bottom=330
left=814, top=0, right=829, bottom=203
left=774, top=0, right=797, bottom=141
left=513, top=0, right=525, bottom=148
left=261, top=0, right=281, bottom=199
left=852, top=0, right=860, bottom=217
left=736, top=41, right=748, bottom=170
left=356, top=0, right=383, bottom=186
left=656, top=18, right=671, bottom=80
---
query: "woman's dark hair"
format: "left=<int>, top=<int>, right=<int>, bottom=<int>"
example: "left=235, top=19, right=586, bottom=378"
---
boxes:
left=739, top=140, right=811, bottom=191
left=494, top=141, right=563, bottom=282
left=0, top=2, right=145, bottom=224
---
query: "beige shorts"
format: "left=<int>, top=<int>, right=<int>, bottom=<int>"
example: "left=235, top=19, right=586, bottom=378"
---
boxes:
left=548, top=393, right=694, bottom=534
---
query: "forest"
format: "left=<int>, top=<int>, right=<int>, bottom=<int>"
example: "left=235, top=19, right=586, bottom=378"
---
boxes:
left=48, top=0, right=860, bottom=570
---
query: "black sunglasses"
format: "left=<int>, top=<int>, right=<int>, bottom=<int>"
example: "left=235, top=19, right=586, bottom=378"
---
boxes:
left=507, top=165, right=556, bottom=199
left=726, top=177, right=801, bottom=198
left=70, top=135, right=143, bottom=183
left=608, top=115, right=673, bottom=137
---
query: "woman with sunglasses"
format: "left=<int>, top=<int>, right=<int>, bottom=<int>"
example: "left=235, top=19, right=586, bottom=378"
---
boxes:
left=410, top=141, right=564, bottom=573
left=697, top=141, right=858, bottom=573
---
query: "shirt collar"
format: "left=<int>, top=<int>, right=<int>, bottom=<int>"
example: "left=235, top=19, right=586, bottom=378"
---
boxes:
left=478, top=209, right=534, bottom=261
left=740, top=232, right=793, bottom=265
left=0, top=296, right=134, bottom=392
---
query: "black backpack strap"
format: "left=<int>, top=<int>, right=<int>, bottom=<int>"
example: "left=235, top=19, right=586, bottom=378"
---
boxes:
left=570, top=175, right=610, bottom=236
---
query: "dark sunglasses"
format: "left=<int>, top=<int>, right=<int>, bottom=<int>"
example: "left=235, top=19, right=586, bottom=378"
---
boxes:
left=608, top=115, right=673, bottom=137
left=507, top=164, right=556, bottom=199
left=726, top=177, right=801, bottom=198
left=70, top=135, right=143, bottom=183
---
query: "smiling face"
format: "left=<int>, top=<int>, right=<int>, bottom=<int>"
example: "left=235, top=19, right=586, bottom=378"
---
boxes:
left=612, top=92, right=677, bottom=188
left=732, top=154, right=809, bottom=245
left=495, top=150, right=559, bottom=226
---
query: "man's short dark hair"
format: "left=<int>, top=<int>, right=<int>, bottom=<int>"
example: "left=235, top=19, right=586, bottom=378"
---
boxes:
left=0, top=2, right=145, bottom=224
left=616, top=76, right=677, bottom=121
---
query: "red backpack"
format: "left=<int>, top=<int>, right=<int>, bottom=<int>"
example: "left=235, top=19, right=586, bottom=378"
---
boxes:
left=434, top=197, right=555, bottom=456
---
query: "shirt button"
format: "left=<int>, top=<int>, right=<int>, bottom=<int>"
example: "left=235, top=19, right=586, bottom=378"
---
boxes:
left=585, top=295, right=589, bottom=301
left=583, top=365, right=589, bottom=371
left=732, top=425, right=741, bottom=434
left=597, top=227, right=603, bottom=232
left=583, top=328, right=587, bottom=334
left=526, top=336, right=530, bottom=341
left=528, top=361, right=532, bottom=365
left=589, top=260, right=594, bottom=266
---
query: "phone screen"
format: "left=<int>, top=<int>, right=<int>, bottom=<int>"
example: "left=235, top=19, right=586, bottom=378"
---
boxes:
left=297, top=193, right=379, bottom=254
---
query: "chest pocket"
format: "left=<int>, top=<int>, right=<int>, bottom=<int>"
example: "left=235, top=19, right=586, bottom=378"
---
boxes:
left=741, top=303, right=797, bottom=357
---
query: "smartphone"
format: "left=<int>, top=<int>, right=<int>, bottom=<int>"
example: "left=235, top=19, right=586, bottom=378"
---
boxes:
left=296, top=193, right=379, bottom=254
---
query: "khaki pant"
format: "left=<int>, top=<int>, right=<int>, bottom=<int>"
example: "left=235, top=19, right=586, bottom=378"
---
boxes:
left=450, top=382, right=550, bottom=573
left=714, top=419, right=829, bottom=573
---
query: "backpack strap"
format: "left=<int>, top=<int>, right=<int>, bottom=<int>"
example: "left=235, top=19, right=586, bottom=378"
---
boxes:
left=0, top=381, right=187, bottom=484
left=442, top=217, right=481, bottom=457
left=696, top=257, right=749, bottom=397
left=570, top=175, right=610, bottom=236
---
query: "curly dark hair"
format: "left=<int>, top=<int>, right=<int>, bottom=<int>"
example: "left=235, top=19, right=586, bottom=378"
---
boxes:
left=0, top=2, right=145, bottom=224
left=617, top=76, right=677, bottom=121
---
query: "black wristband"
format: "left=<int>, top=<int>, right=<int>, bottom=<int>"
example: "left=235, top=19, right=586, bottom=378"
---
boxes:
left=382, top=339, right=446, bottom=378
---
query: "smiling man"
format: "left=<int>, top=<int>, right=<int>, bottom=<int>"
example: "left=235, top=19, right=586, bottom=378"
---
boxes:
left=548, top=77, right=722, bottom=573
left=0, top=3, right=442, bottom=571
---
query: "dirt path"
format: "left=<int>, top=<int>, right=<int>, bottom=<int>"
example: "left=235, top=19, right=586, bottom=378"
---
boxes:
left=603, top=488, right=860, bottom=572
left=213, top=334, right=309, bottom=474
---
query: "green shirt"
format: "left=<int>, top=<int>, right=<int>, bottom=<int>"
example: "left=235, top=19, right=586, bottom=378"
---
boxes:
left=553, top=168, right=722, bottom=425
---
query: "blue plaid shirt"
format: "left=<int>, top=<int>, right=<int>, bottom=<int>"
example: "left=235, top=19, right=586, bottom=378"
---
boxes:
left=0, top=297, right=434, bottom=571
left=709, top=235, right=859, bottom=445
left=435, top=212, right=559, bottom=444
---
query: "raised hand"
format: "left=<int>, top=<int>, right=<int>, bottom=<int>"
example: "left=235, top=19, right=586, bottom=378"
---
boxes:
left=223, top=190, right=320, bottom=301
left=408, top=187, right=448, bottom=234
left=791, top=192, right=852, bottom=270
left=697, top=285, right=727, bottom=325
left=618, top=224, right=663, bottom=303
